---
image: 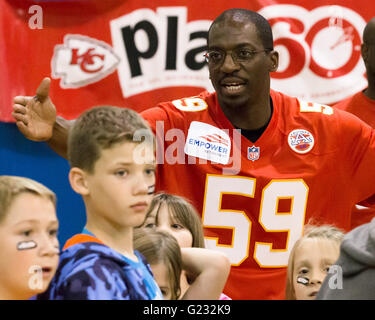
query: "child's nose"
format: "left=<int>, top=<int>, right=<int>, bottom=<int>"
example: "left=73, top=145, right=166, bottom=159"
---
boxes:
left=39, top=235, right=59, bottom=256
left=156, top=225, right=174, bottom=238
left=133, top=176, right=150, bottom=195
left=309, top=270, right=325, bottom=285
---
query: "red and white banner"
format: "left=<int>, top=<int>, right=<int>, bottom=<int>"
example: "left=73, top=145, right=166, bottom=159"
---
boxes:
left=0, top=0, right=371, bottom=122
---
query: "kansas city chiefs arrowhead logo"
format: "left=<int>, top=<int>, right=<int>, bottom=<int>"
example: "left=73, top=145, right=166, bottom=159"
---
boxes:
left=51, top=34, right=120, bottom=88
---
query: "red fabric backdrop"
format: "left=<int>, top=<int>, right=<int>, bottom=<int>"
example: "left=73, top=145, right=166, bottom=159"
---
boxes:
left=0, top=0, right=372, bottom=121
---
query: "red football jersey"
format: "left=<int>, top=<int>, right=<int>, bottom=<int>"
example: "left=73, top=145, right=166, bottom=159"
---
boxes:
left=334, top=91, right=375, bottom=229
left=334, top=91, right=375, bottom=127
left=141, top=90, right=375, bottom=300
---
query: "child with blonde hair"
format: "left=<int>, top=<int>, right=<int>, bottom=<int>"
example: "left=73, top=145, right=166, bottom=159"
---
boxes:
left=317, top=217, right=375, bottom=300
left=0, top=175, right=59, bottom=300
left=285, top=224, right=345, bottom=300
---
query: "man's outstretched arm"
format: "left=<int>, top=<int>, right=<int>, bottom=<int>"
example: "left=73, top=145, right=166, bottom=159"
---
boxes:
left=12, top=77, right=73, bottom=159
left=48, top=116, right=74, bottom=159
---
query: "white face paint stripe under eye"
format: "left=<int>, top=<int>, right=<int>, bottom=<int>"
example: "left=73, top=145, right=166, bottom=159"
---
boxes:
left=296, top=276, right=309, bottom=286
left=148, top=185, right=155, bottom=195
left=17, top=240, right=37, bottom=251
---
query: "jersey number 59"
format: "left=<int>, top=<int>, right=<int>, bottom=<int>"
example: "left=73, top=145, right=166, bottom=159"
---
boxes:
left=202, top=175, right=308, bottom=267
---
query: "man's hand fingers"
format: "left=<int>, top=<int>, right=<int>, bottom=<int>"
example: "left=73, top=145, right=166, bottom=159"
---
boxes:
left=13, top=96, right=32, bottom=106
left=13, top=104, right=27, bottom=115
left=15, top=121, right=29, bottom=134
left=12, top=112, right=28, bottom=125
left=35, top=77, right=51, bottom=102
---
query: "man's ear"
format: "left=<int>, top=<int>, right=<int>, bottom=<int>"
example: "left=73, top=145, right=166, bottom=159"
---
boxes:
left=269, top=50, right=279, bottom=72
left=69, top=167, right=89, bottom=196
left=361, top=43, right=369, bottom=66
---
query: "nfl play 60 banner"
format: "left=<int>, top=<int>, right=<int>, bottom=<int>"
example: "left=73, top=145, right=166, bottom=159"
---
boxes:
left=0, top=0, right=372, bottom=122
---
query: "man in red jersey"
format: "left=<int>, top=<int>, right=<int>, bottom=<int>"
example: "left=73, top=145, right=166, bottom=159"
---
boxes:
left=334, top=17, right=375, bottom=230
left=12, top=9, right=375, bottom=299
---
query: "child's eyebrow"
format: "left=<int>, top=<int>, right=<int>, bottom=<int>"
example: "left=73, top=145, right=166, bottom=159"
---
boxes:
left=113, top=161, right=156, bottom=167
left=113, top=161, right=133, bottom=166
left=321, top=258, right=336, bottom=266
left=13, top=219, right=39, bottom=226
left=146, top=162, right=157, bottom=167
left=13, top=219, right=58, bottom=226
left=48, top=220, right=59, bottom=227
left=295, top=260, right=311, bottom=269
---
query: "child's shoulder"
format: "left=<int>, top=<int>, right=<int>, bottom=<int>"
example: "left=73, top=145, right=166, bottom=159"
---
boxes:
left=60, top=235, right=150, bottom=276
left=59, top=242, right=125, bottom=281
left=42, top=241, right=144, bottom=300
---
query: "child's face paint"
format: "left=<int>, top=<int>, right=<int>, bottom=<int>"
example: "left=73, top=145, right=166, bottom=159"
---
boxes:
left=17, top=240, right=37, bottom=251
left=148, top=185, right=155, bottom=195
left=0, top=193, right=59, bottom=300
left=296, top=276, right=309, bottom=286
left=293, top=238, right=340, bottom=300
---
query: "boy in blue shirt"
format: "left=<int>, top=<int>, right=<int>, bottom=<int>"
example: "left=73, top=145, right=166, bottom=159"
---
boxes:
left=39, top=106, right=162, bottom=300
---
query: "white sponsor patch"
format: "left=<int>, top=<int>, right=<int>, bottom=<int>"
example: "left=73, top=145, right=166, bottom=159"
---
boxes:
left=288, top=129, right=315, bottom=154
left=184, top=122, right=231, bottom=164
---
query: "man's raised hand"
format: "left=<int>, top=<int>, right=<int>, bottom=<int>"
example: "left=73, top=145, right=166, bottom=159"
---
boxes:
left=12, top=77, right=57, bottom=141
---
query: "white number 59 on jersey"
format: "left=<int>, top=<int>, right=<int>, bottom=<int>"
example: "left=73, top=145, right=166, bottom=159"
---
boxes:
left=202, top=175, right=308, bottom=267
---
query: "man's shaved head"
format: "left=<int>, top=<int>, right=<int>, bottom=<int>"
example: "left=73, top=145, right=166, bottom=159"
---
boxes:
left=208, top=8, right=274, bottom=50
left=363, top=17, right=375, bottom=44
left=362, top=17, right=375, bottom=84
